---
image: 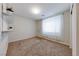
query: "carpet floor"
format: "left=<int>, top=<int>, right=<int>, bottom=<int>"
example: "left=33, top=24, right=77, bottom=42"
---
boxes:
left=6, top=37, right=72, bottom=56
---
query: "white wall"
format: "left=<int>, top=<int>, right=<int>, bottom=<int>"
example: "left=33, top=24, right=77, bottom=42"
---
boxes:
left=7, top=15, right=36, bottom=42
left=63, top=11, right=71, bottom=45
left=0, top=32, right=8, bottom=56
left=71, top=4, right=77, bottom=56
left=36, top=11, right=71, bottom=46
left=0, top=4, right=2, bottom=42
left=71, top=3, right=79, bottom=56
left=0, top=4, right=8, bottom=56
left=76, top=3, right=79, bottom=56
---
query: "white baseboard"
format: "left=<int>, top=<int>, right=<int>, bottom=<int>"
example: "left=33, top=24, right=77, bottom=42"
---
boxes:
left=36, top=35, right=70, bottom=46
left=8, top=35, right=36, bottom=43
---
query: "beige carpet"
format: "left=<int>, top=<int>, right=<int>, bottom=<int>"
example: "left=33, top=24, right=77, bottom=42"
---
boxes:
left=6, top=37, right=72, bottom=56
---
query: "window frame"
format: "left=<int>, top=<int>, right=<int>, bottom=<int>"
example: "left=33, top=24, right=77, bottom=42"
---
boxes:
left=42, top=14, right=64, bottom=37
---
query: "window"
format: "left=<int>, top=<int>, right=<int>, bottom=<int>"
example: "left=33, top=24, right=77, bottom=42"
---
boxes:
left=42, top=14, right=63, bottom=36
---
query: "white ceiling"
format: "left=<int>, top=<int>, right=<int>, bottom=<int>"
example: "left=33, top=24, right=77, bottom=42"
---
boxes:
left=11, top=3, right=71, bottom=20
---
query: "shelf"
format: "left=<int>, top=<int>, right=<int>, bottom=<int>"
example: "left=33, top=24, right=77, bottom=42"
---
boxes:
left=2, top=12, right=12, bottom=16
left=2, top=11, right=13, bottom=16
left=2, top=30, right=13, bottom=33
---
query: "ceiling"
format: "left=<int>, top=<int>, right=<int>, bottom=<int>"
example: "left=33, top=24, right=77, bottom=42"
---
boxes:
left=11, top=3, right=71, bottom=20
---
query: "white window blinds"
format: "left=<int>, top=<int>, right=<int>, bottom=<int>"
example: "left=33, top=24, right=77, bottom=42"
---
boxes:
left=42, top=14, right=63, bottom=36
